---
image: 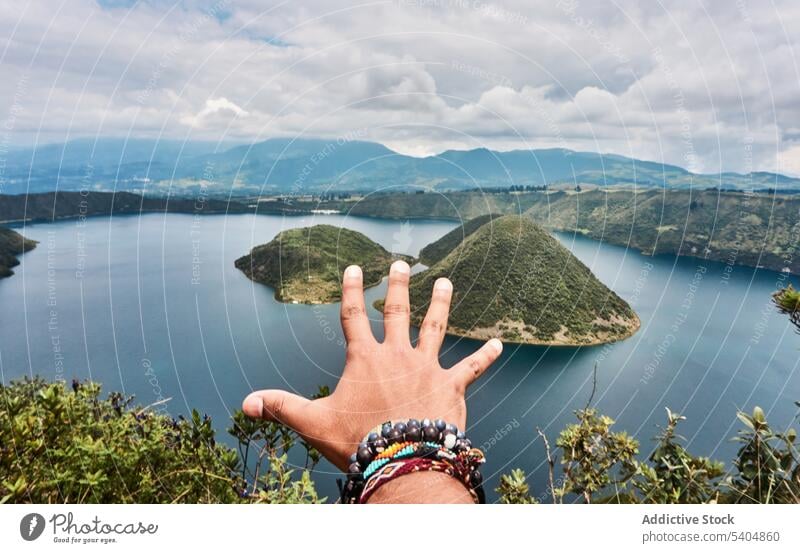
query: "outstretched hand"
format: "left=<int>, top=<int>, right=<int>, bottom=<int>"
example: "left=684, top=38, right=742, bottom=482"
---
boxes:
left=242, top=260, right=503, bottom=471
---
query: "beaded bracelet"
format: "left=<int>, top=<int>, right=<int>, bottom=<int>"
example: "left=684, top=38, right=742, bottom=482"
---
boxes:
left=338, top=418, right=486, bottom=504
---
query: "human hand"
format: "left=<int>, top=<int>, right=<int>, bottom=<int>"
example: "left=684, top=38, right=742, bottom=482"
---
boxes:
left=242, top=260, right=503, bottom=471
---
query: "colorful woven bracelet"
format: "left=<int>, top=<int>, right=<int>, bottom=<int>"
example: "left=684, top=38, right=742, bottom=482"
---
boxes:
left=358, top=453, right=485, bottom=504
left=338, top=418, right=486, bottom=504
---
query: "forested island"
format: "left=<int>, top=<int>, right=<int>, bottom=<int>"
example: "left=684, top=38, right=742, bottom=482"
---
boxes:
left=239, top=217, right=639, bottom=345
left=235, top=225, right=412, bottom=303
left=391, top=215, right=638, bottom=345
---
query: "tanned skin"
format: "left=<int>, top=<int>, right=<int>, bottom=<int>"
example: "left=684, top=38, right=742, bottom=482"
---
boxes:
left=242, top=260, right=503, bottom=503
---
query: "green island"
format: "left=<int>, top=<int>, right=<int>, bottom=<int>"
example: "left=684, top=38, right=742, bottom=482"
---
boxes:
left=398, top=215, right=639, bottom=346
left=0, top=227, right=37, bottom=279
left=238, top=216, right=639, bottom=345
left=235, top=224, right=412, bottom=303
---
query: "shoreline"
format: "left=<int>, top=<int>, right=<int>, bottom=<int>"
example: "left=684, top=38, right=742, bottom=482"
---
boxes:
left=2, top=190, right=798, bottom=277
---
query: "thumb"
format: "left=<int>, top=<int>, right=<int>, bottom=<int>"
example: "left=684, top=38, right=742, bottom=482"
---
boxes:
left=242, top=389, right=313, bottom=433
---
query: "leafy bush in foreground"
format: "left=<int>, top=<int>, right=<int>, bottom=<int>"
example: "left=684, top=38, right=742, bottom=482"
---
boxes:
left=0, top=377, right=319, bottom=504
left=634, top=409, right=725, bottom=503
left=498, top=404, right=799, bottom=504
left=1, top=376, right=797, bottom=504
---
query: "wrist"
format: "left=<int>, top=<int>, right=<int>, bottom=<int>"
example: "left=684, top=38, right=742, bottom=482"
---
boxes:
left=340, top=417, right=486, bottom=504
left=366, top=470, right=474, bottom=504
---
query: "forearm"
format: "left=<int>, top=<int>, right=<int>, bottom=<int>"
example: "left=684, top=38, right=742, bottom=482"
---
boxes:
left=366, top=471, right=474, bottom=504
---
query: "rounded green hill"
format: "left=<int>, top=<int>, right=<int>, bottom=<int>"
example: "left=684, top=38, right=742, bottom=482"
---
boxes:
left=235, top=224, right=410, bottom=303
left=406, top=215, right=640, bottom=346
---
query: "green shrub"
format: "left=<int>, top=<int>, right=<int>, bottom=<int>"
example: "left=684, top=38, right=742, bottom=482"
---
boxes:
left=511, top=404, right=799, bottom=504
left=496, top=469, right=537, bottom=504
left=774, top=285, right=800, bottom=331
left=2, top=377, right=797, bottom=504
left=553, top=408, right=639, bottom=503
left=634, top=408, right=724, bottom=503
left=721, top=406, right=799, bottom=503
left=0, top=377, right=319, bottom=504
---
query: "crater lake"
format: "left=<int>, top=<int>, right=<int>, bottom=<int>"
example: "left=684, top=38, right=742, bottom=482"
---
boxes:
left=1, top=212, right=798, bottom=501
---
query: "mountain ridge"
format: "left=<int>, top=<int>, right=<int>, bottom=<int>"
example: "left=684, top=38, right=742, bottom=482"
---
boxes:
left=4, top=137, right=797, bottom=195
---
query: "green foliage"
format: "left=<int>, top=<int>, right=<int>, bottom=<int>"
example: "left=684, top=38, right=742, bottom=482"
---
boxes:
left=0, top=377, right=319, bottom=504
left=721, top=406, right=800, bottom=503
left=405, top=215, right=639, bottom=345
left=235, top=224, right=412, bottom=303
left=496, top=468, right=538, bottom=504
left=2, top=378, right=798, bottom=505
left=774, top=284, right=800, bottom=331
left=418, top=214, right=498, bottom=265
left=514, top=404, right=800, bottom=505
left=634, top=408, right=724, bottom=503
left=526, top=189, right=800, bottom=275
left=554, top=408, right=639, bottom=503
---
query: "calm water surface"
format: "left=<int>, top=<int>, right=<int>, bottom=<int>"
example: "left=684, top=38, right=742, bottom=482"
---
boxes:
left=1, top=212, right=798, bottom=502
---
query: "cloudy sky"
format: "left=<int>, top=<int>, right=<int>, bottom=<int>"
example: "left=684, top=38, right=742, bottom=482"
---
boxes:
left=1, top=0, right=799, bottom=174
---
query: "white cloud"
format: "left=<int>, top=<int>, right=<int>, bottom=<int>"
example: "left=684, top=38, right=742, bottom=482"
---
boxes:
left=181, top=96, right=248, bottom=128
left=0, top=0, right=798, bottom=174
left=777, top=143, right=800, bottom=176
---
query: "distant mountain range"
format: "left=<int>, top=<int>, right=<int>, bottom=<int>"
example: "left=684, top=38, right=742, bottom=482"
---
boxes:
left=2, top=137, right=798, bottom=195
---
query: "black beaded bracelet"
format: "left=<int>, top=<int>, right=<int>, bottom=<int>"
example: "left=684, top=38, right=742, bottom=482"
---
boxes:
left=338, top=418, right=486, bottom=504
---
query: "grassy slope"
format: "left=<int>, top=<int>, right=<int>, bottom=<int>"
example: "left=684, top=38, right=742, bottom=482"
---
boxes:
left=418, top=213, right=499, bottom=266
left=525, top=189, right=800, bottom=273
left=235, top=224, right=411, bottom=303
left=401, top=215, right=639, bottom=345
left=0, top=227, right=37, bottom=278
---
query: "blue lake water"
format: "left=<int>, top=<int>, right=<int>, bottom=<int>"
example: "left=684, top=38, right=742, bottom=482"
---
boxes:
left=1, top=212, right=799, bottom=502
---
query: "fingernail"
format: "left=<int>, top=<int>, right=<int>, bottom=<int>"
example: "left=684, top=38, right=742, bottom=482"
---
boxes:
left=242, top=393, right=263, bottom=418
left=345, top=265, right=362, bottom=279
left=434, top=278, right=452, bottom=292
left=391, top=260, right=410, bottom=274
left=488, top=338, right=503, bottom=354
